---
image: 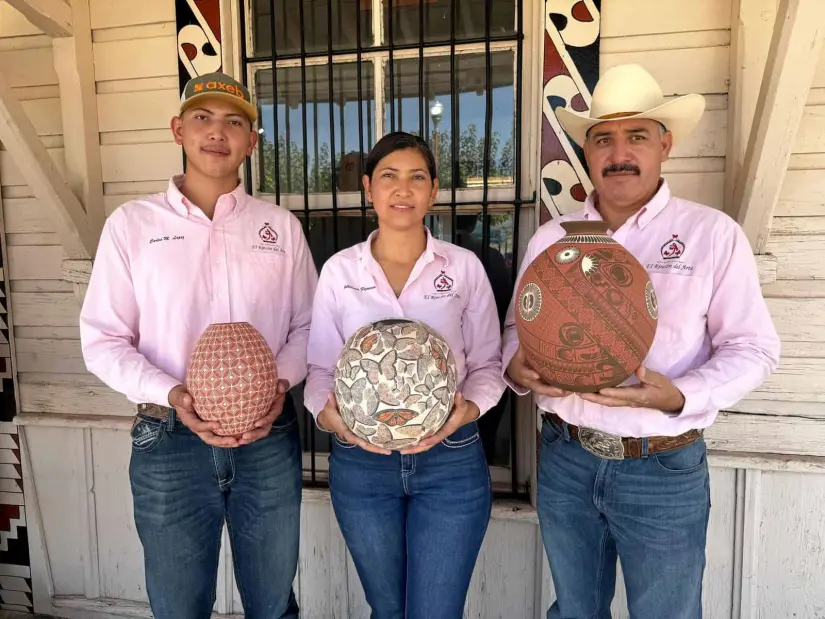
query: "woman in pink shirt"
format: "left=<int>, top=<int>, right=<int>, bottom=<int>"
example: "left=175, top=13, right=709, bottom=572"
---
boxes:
left=305, top=132, right=505, bottom=618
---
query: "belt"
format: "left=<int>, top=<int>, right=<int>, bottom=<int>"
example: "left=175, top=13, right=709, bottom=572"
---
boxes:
left=136, top=403, right=173, bottom=421
left=542, top=412, right=702, bottom=460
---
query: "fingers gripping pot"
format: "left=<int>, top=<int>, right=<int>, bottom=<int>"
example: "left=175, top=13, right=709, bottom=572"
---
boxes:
left=334, top=319, right=457, bottom=450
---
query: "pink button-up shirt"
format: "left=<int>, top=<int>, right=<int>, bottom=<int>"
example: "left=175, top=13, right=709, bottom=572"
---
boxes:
left=502, top=181, right=781, bottom=437
left=304, top=228, right=505, bottom=418
left=80, top=176, right=318, bottom=407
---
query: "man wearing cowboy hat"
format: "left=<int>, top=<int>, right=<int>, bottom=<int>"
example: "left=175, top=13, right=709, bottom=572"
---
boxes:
left=502, top=64, right=780, bottom=618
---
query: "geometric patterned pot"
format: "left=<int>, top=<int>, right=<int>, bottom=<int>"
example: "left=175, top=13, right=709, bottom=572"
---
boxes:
left=185, top=322, right=279, bottom=436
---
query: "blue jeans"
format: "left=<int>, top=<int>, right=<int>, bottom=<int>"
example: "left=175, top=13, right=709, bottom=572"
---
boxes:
left=329, top=421, right=492, bottom=619
left=129, top=396, right=302, bottom=619
left=537, top=418, right=710, bottom=619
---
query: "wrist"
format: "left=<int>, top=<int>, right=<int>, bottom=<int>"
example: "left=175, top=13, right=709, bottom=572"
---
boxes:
left=664, top=391, right=686, bottom=415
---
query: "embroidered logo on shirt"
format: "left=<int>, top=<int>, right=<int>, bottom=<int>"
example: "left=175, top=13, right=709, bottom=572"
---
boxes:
left=251, top=222, right=285, bottom=255
left=433, top=271, right=454, bottom=292
left=660, top=234, right=685, bottom=260
left=259, top=222, right=279, bottom=244
left=425, top=271, right=460, bottom=300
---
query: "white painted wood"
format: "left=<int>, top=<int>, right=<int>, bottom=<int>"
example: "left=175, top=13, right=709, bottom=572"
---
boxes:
left=11, top=293, right=79, bottom=326
left=0, top=47, right=56, bottom=88
left=100, top=143, right=182, bottom=183
left=464, top=519, right=538, bottom=618
left=14, top=337, right=85, bottom=374
left=733, top=0, right=825, bottom=253
left=765, top=235, right=825, bottom=279
left=670, top=109, right=727, bottom=159
left=726, top=0, right=777, bottom=212
left=794, top=104, right=825, bottom=154
left=61, top=259, right=91, bottom=285
left=10, top=280, right=74, bottom=294
left=23, top=426, right=88, bottom=595
left=18, top=372, right=131, bottom=416
left=0, top=148, right=66, bottom=188
left=601, top=47, right=729, bottom=96
left=771, top=216, right=825, bottom=235
left=754, top=471, right=825, bottom=616
left=756, top=254, right=778, bottom=284
left=89, top=0, right=175, bottom=30
left=81, top=428, right=100, bottom=599
left=707, top=413, right=825, bottom=457
left=97, top=90, right=179, bottom=133
left=601, top=31, right=730, bottom=55
left=7, top=245, right=63, bottom=280
left=761, top=279, right=825, bottom=298
left=53, top=0, right=105, bottom=243
left=4, top=0, right=73, bottom=37
left=0, top=2, right=42, bottom=37
left=91, top=22, right=176, bottom=44
left=0, top=70, right=94, bottom=258
left=92, top=37, right=177, bottom=82
left=600, top=0, right=732, bottom=38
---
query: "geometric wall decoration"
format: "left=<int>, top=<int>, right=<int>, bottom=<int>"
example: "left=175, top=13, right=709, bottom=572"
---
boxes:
left=0, top=199, right=31, bottom=612
left=540, top=0, right=601, bottom=223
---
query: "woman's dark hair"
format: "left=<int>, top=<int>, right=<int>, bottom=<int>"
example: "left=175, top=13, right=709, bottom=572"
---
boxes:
left=364, top=131, right=437, bottom=181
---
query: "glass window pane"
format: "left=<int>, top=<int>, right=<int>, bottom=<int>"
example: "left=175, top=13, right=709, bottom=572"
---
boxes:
left=250, top=0, right=374, bottom=57
left=384, top=51, right=515, bottom=191
left=427, top=210, right=515, bottom=466
left=383, top=0, right=515, bottom=45
left=297, top=211, right=379, bottom=273
left=254, top=62, right=376, bottom=196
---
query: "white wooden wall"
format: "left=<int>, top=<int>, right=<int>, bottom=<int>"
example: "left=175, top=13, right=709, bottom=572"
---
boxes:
left=1, top=0, right=825, bottom=617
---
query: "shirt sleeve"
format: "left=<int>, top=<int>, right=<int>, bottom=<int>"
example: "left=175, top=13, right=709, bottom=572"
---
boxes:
left=303, top=262, right=343, bottom=419
left=500, top=232, right=540, bottom=396
left=459, top=258, right=506, bottom=416
left=79, top=211, right=181, bottom=406
left=671, top=221, right=781, bottom=418
left=273, top=214, right=319, bottom=389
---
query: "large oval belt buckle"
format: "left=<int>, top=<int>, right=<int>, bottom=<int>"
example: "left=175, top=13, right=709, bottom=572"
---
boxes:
left=578, top=427, right=624, bottom=460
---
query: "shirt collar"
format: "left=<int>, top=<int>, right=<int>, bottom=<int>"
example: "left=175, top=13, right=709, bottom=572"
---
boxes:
left=165, top=175, right=246, bottom=218
left=582, top=179, right=672, bottom=230
left=360, top=226, right=450, bottom=269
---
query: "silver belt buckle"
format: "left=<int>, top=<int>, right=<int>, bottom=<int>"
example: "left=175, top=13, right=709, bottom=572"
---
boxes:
left=579, top=427, right=625, bottom=460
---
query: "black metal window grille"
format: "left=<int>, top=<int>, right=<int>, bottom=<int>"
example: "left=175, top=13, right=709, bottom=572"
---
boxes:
left=240, top=0, right=527, bottom=497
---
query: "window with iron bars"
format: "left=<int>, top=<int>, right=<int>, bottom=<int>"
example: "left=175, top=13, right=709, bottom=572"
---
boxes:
left=239, top=0, right=530, bottom=496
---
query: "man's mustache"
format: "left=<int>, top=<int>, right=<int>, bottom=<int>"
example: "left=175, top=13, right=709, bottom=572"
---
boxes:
left=602, top=163, right=640, bottom=176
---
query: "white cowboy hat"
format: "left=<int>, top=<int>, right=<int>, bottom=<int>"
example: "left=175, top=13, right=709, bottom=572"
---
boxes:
left=555, top=63, right=706, bottom=147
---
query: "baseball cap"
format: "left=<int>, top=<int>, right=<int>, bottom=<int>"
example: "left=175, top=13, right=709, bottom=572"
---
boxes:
left=180, top=72, right=258, bottom=123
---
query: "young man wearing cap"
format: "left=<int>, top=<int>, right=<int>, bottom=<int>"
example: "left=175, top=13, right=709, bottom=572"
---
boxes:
left=80, top=72, right=316, bottom=619
left=503, top=64, right=780, bottom=618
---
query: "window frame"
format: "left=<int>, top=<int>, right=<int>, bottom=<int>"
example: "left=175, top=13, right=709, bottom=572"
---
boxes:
left=224, top=0, right=544, bottom=499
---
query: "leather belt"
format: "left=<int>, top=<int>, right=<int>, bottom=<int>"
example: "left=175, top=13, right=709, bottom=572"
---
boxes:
left=542, top=412, right=702, bottom=460
left=136, top=403, right=172, bottom=421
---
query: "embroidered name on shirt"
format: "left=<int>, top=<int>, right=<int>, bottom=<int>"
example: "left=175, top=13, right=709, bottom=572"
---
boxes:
left=344, top=284, right=376, bottom=292
left=149, top=235, right=185, bottom=244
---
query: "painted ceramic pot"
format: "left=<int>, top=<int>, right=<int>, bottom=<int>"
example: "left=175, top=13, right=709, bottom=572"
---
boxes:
left=185, top=322, right=279, bottom=436
left=334, top=319, right=457, bottom=450
left=515, top=221, right=658, bottom=392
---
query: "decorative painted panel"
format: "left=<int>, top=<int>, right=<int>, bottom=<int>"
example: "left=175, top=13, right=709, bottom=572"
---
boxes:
left=540, top=0, right=601, bottom=222
left=176, top=0, right=223, bottom=93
